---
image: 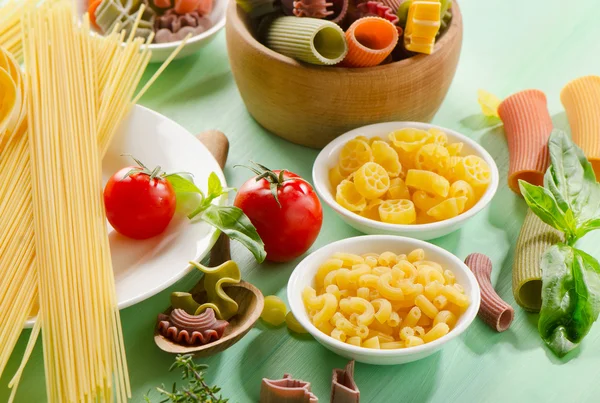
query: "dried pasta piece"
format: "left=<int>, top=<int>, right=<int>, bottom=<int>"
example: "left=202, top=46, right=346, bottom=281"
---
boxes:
left=403, top=0, right=441, bottom=55
left=372, top=140, right=402, bottom=177
left=260, top=374, right=318, bottom=403
left=286, top=311, right=308, bottom=333
left=477, top=89, right=501, bottom=118
left=380, top=0, right=402, bottom=13
left=513, top=209, right=563, bottom=312
left=95, top=0, right=156, bottom=39
left=339, top=138, right=373, bottom=175
left=356, top=2, right=402, bottom=34
left=379, top=199, right=416, bottom=224
left=560, top=76, right=600, bottom=177
left=154, top=9, right=212, bottom=44
left=405, top=169, right=449, bottom=197
left=426, top=196, right=467, bottom=221
left=236, top=0, right=278, bottom=17
left=293, top=0, right=334, bottom=18
left=354, top=162, right=390, bottom=199
left=464, top=253, right=514, bottom=332
left=262, top=295, right=288, bottom=326
left=157, top=308, right=229, bottom=345
left=387, top=178, right=410, bottom=200
left=190, top=260, right=241, bottom=320
left=497, top=89, right=553, bottom=195
left=265, top=16, right=348, bottom=65
left=337, top=180, right=367, bottom=212
left=331, top=361, right=360, bottom=403
left=342, top=17, right=399, bottom=68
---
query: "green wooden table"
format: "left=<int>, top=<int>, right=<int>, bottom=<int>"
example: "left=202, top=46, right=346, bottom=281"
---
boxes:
left=4, top=0, right=600, bottom=401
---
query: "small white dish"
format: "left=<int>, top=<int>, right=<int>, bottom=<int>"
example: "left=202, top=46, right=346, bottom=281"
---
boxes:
left=25, top=105, right=225, bottom=327
left=287, top=235, right=481, bottom=365
left=76, top=0, right=226, bottom=63
left=312, top=122, right=499, bottom=240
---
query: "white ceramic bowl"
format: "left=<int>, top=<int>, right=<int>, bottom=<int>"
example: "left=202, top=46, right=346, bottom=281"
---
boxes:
left=313, top=122, right=499, bottom=240
left=77, top=0, right=226, bottom=63
left=287, top=235, right=481, bottom=365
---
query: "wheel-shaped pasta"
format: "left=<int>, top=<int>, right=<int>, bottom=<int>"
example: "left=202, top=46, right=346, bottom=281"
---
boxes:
left=449, top=180, right=475, bottom=209
left=336, top=180, right=367, bottom=212
left=379, top=199, right=417, bottom=224
left=354, top=162, right=391, bottom=199
left=414, top=143, right=449, bottom=174
left=339, top=139, right=373, bottom=175
left=454, top=155, right=491, bottom=188
left=386, top=177, right=411, bottom=200
left=388, top=128, right=431, bottom=152
left=372, top=140, right=402, bottom=177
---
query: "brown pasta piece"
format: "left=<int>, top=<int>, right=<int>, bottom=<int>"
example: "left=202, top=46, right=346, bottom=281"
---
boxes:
left=154, top=9, right=213, bottom=43
left=157, top=308, right=229, bottom=345
left=331, top=361, right=359, bottom=403
left=293, top=0, right=334, bottom=19
left=260, top=374, right=319, bottom=403
left=464, top=253, right=514, bottom=332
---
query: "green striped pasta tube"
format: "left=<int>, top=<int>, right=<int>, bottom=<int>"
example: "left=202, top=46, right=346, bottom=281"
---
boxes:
left=512, top=209, right=563, bottom=312
left=266, top=16, right=348, bottom=65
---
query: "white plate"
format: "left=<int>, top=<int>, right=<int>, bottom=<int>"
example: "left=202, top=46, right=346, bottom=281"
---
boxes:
left=76, top=0, right=226, bottom=63
left=313, top=122, right=500, bottom=240
left=25, top=105, right=225, bottom=327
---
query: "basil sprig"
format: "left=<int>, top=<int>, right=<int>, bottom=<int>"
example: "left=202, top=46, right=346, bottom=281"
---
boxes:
left=167, top=172, right=266, bottom=263
left=519, top=130, right=600, bottom=357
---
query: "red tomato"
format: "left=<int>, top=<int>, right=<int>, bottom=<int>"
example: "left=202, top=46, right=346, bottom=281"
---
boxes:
left=234, top=170, right=323, bottom=262
left=104, top=166, right=176, bottom=240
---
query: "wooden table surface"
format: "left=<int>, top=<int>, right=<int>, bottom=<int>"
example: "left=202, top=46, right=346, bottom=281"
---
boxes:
left=3, top=0, right=600, bottom=401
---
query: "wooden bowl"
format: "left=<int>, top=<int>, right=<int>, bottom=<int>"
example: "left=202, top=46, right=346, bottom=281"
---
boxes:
left=225, top=1, right=463, bottom=149
left=154, top=281, right=264, bottom=357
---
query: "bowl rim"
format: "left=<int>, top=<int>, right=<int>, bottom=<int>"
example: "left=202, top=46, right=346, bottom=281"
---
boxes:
left=227, top=0, right=462, bottom=72
left=312, top=121, right=500, bottom=234
left=287, top=234, right=481, bottom=358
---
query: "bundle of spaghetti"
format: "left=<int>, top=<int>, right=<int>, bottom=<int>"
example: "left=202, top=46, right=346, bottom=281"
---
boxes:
left=560, top=76, right=600, bottom=178
left=0, top=2, right=189, bottom=400
left=0, top=0, right=34, bottom=61
left=497, top=89, right=553, bottom=195
left=342, top=17, right=398, bottom=67
left=512, top=209, right=563, bottom=312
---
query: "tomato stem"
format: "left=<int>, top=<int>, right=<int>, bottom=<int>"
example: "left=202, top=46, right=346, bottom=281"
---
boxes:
left=235, top=161, right=290, bottom=208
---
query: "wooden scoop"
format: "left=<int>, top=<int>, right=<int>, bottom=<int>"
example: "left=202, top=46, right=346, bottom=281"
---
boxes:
left=154, top=130, right=264, bottom=357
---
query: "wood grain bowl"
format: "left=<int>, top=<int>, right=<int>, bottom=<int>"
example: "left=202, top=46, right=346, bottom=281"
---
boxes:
left=225, top=1, right=463, bottom=148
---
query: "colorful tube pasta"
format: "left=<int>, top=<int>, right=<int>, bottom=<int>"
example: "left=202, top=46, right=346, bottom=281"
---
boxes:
left=157, top=308, right=229, bottom=345
left=260, top=374, right=318, bottom=403
left=331, top=361, right=360, bottom=403
left=403, top=0, right=441, bottom=54
left=343, top=17, right=398, bottom=67
left=497, top=89, right=553, bottom=195
left=513, top=209, right=563, bottom=312
left=464, top=253, right=514, bottom=332
left=265, top=16, right=348, bottom=65
left=560, top=76, right=600, bottom=177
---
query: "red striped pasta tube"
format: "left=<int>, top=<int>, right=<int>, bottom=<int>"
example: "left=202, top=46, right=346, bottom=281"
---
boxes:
left=260, top=374, right=318, bottom=403
left=497, top=89, right=553, bottom=195
left=513, top=209, right=563, bottom=312
left=342, top=17, right=398, bottom=67
left=465, top=253, right=514, bottom=332
left=560, top=76, right=600, bottom=177
left=266, top=16, right=348, bottom=65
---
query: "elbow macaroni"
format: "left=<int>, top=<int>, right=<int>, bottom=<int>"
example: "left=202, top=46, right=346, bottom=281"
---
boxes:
left=303, top=249, right=470, bottom=349
left=332, top=129, right=491, bottom=224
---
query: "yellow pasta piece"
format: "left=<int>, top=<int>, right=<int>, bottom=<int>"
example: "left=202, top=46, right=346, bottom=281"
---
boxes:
left=453, top=155, right=491, bottom=188
left=358, top=273, right=380, bottom=288
left=449, top=180, right=476, bottom=209
left=357, top=287, right=370, bottom=300
left=411, top=190, right=443, bottom=212
left=354, top=162, right=390, bottom=199
left=302, top=286, right=323, bottom=310
left=371, top=298, right=392, bottom=323
left=386, top=177, right=411, bottom=200
left=286, top=312, right=308, bottom=334
left=261, top=296, right=287, bottom=326
left=427, top=197, right=468, bottom=220
left=433, top=310, right=457, bottom=328
left=372, top=140, right=402, bottom=177
left=381, top=341, right=404, bottom=349
left=312, top=293, right=338, bottom=327
left=331, top=328, right=347, bottom=342
left=377, top=273, right=405, bottom=301
left=347, top=336, right=362, bottom=346
left=414, top=143, right=449, bottom=174
left=403, top=306, right=421, bottom=328
left=332, top=252, right=365, bottom=267
left=379, top=199, right=417, bottom=224
left=416, top=314, right=432, bottom=327
left=368, top=330, right=395, bottom=343
left=399, top=326, right=415, bottom=340
left=316, top=258, right=344, bottom=286
left=339, top=139, right=373, bottom=175
left=446, top=142, right=464, bottom=156
left=336, top=180, right=367, bottom=212
left=422, top=323, right=450, bottom=343
left=432, top=295, right=448, bottom=310
left=364, top=255, right=378, bottom=268
left=415, top=294, right=439, bottom=319
left=406, top=169, right=450, bottom=198
left=389, top=128, right=431, bottom=152
left=443, top=269, right=456, bottom=285
left=360, top=198, right=384, bottom=221
left=405, top=336, right=425, bottom=347
left=387, top=311, right=401, bottom=327
left=329, top=165, right=346, bottom=190
left=362, top=336, right=381, bottom=349
left=378, top=251, right=398, bottom=267
left=326, top=284, right=342, bottom=301
left=416, top=265, right=445, bottom=285
left=414, top=260, right=444, bottom=273
left=413, top=326, right=426, bottom=337
left=428, top=127, right=448, bottom=145
left=408, top=248, right=425, bottom=263
left=424, top=280, right=444, bottom=300
left=317, top=321, right=335, bottom=335
left=441, top=285, right=469, bottom=307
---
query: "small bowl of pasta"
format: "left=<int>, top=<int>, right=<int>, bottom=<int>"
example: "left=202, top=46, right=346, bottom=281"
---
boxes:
left=312, top=122, right=499, bottom=240
left=287, top=235, right=480, bottom=365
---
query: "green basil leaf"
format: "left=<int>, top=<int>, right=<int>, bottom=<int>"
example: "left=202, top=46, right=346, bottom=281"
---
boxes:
left=519, top=180, right=572, bottom=234
left=200, top=205, right=266, bottom=263
left=207, top=172, right=223, bottom=197
left=167, top=174, right=204, bottom=195
left=539, top=244, right=600, bottom=357
left=576, top=218, right=600, bottom=239
left=545, top=130, right=600, bottom=225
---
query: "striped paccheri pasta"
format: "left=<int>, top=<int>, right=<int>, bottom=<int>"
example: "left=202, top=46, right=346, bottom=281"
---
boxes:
left=0, top=1, right=189, bottom=401
left=497, top=89, right=553, bottom=195
left=560, top=75, right=600, bottom=178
